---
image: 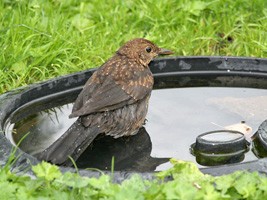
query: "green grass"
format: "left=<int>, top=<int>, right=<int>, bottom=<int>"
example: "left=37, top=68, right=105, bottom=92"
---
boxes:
left=1, top=0, right=267, bottom=93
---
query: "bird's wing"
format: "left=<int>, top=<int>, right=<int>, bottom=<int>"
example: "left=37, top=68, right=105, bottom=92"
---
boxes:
left=70, top=62, right=153, bottom=118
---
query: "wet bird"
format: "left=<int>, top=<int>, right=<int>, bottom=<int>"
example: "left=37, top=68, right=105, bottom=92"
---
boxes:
left=36, top=38, right=173, bottom=166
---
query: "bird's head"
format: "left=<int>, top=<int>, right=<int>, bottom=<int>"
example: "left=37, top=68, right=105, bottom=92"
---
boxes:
left=116, top=38, right=173, bottom=66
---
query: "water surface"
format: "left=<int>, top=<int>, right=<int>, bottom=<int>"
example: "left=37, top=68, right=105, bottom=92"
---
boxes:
left=9, top=87, right=267, bottom=171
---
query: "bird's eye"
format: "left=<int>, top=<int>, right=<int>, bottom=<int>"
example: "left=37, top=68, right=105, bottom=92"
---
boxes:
left=146, top=47, right=152, bottom=53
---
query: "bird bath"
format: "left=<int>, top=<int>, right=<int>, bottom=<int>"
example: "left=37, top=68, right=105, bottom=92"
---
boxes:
left=1, top=56, right=267, bottom=180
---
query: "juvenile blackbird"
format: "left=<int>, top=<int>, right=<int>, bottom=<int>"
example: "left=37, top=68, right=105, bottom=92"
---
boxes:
left=37, top=38, right=173, bottom=166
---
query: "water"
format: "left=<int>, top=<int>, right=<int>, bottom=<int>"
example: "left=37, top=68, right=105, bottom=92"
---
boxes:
left=8, top=87, right=267, bottom=171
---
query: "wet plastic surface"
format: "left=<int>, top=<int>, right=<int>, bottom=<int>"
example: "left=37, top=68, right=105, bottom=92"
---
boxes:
left=1, top=56, right=267, bottom=181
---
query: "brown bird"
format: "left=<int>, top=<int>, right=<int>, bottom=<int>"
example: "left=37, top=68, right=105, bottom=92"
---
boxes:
left=36, top=38, right=173, bottom=166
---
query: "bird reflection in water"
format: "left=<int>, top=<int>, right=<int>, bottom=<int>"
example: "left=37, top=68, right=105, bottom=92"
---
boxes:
left=76, top=127, right=170, bottom=172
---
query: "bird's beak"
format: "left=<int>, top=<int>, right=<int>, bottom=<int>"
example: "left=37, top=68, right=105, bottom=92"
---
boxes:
left=158, top=48, right=174, bottom=55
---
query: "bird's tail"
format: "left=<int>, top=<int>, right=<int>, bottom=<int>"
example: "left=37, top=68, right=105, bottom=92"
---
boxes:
left=36, top=119, right=100, bottom=166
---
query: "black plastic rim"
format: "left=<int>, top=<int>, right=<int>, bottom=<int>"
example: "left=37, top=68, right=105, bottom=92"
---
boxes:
left=1, top=56, right=267, bottom=181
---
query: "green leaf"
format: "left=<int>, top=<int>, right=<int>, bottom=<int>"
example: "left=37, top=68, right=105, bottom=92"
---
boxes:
left=0, top=182, right=17, bottom=199
left=182, top=1, right=209, bottom=16
left=214, top=174, right=236, bottom=197
left=87, top=174, right=111, bottom=190
left=232, top=172, right=259, bottom=198
left=117, top=175, right=146, bottom=200
left=71, top=14, right=94, bottom=33
left=162, top=180, right=198, bottom=200
left=196, top=183, right=222, bottom=200
left=11, top=61, right=27, bottom=75
left=157, top=159, right=205, bottom=180
left=55, top=172, right=90, bottom=188
left=32, top=161, right=62, bottom=181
